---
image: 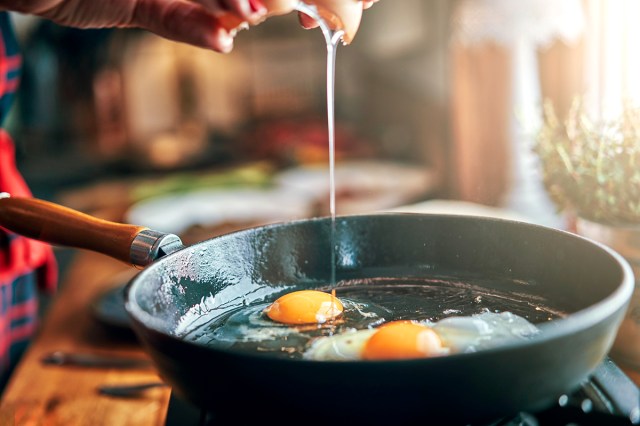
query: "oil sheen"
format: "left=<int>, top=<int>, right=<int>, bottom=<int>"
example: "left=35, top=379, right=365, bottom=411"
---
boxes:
left=182, top=275, right=564, bottom=360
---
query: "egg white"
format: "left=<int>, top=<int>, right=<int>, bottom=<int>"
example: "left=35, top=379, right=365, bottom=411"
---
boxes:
left=432, top=311, right=539, bottom=353
left=303, top=311, right=540, bottom=361
left=303, top=328, right=377, bottom=361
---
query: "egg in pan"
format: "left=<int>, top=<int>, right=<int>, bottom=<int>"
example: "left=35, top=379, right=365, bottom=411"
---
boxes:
left=209, top=288, right=540, bottom=360
left=302, top=310, right=540, bottom=361
left=206, top=289, right=388, bottom=353
left=259, top=289, right=540, bottom=361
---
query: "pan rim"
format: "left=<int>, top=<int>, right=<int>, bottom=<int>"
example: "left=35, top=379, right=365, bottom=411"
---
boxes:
left=124, top=212, right=635, bottom=364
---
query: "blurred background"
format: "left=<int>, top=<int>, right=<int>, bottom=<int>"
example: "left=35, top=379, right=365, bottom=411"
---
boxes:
left=8, top=0, right=640, bottom=385
left=6, top=0, right=638, bottom=259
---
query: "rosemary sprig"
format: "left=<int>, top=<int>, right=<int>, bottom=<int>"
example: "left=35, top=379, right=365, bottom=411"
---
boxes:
left=534, top=99, right=640, bottom=224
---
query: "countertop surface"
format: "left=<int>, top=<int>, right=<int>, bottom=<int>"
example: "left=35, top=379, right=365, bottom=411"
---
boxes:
left=0, top=247, right=170, bottom=425
left=0, top=164, right=437, bottom=425
left=1, top=196, right=639, bottom=425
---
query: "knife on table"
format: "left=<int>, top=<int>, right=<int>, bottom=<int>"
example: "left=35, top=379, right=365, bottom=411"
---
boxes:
left=41, top=351, right=153, bottom=369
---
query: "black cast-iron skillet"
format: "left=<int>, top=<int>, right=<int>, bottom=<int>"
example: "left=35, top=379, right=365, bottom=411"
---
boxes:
left=0, top=196, right=633, bottom=425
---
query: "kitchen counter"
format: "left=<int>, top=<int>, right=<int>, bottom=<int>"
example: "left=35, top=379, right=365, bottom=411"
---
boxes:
left=0, top=249, right=170, bottom=425
left=0, top=162, right=437, bottom=425
left=1, top=198, right=640, bottom=425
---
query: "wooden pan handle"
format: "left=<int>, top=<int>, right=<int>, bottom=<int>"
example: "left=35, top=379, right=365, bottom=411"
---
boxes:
left=0, top=196, right=147, bottom=264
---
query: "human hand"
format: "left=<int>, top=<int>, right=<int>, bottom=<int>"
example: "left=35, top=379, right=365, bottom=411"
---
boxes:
left=0, top=0, right=267, bottom=53
left=298, top=0, right=379, bottom=32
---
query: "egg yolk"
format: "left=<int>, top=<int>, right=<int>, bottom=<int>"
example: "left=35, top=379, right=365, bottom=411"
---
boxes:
left=264, top=290, right=344, bottom=325
left=362, top=321, right=446, bottom=360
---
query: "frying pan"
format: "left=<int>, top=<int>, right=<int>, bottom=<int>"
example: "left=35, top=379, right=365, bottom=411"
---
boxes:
left=0, top=196, right=633, bottom=425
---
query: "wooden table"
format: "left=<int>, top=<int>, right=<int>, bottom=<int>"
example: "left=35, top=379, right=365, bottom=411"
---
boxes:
left=0, top=250, right=171, bottom=426
left=1, top=198, right=640, bottom=425
left=0, top=193, right=256, bottom=426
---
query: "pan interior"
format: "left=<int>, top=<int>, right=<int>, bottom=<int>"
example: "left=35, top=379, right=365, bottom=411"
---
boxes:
left=176, top=272, right=563, bottom=359
left=126, top=214, right=629, bottom=358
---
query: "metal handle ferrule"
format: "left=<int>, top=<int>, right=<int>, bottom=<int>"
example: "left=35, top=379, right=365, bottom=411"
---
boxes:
left=130, top=229, right=184, bottom=267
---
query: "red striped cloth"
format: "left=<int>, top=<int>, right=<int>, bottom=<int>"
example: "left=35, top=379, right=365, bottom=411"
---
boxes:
left=0, top=130, right=58, bottom=384
left=0, top=131, right=58, bottom=292
left=0, top=12, right=57, bottom=388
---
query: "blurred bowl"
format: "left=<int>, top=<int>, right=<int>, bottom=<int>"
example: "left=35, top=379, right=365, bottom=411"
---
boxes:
left=274, top=160, right=436, bottom=214
left=125, top=187, right=315, bottom=242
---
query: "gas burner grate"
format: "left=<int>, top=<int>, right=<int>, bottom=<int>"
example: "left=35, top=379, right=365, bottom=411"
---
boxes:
left=165, top=358, right=640, bottom=426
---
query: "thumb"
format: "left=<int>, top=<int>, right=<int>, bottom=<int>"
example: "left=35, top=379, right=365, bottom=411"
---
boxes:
left=129, top=0, right=234, bottom=53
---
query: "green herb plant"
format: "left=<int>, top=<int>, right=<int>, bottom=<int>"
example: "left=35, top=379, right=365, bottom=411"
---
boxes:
left=534, top=99, right=640, bottom=224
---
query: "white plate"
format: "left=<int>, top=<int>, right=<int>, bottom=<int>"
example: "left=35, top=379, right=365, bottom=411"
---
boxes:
left=274, top=160, right=436, bottom=214
left=386, top=199, right=536, bottom=222
left=125, top=187, right=314, bottom=235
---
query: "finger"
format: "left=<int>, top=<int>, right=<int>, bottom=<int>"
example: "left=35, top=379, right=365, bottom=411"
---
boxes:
left=299, top=0, right=376, bottom=29
left=298, top=12, right=318, bottom=29
left=248, top=0, right=267, bottom=14
left=216, top=0, right=256, bottom=21
left=362, top=1, right=378, bottom=9
left=131, top=0, right=234, bottom=52
left=194, top=0, right=266, bottom=25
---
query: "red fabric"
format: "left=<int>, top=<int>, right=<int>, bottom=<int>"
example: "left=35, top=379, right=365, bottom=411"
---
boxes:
left=0, top=130, right=57, bottom=292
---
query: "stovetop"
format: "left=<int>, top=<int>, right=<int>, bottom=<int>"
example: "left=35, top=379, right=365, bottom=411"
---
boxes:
left=165, top=358, right=640, bottom=426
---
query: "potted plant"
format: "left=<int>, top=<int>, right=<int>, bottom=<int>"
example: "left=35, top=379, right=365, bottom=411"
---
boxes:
left=534, top=98, right=640, bottom=370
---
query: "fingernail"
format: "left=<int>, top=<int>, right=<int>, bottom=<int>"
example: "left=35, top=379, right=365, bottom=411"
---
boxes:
left=298, top=13, right=317, bottom=29
left=219, top=33, right=233, bottom=53
left=249, top=0, right=266, bottom=13
left=250, top=2, right=267, bottom=20
left=209, top=27, right=234, bottom=53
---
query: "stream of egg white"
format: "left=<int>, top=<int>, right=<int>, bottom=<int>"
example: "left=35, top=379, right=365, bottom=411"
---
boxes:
left=295, top=4, right=343, bottom=292
left=294, top=4, right=343, bottom=327
left=326, top=32, right=341, bottom=291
